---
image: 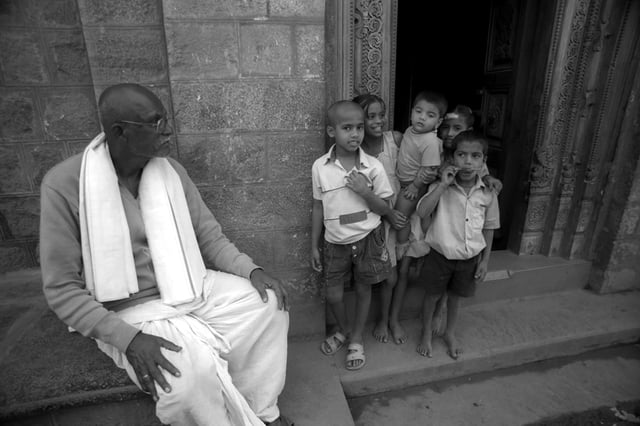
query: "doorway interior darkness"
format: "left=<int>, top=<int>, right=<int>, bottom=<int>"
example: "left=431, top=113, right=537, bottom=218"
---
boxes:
left=393, top=0, right=511, bottom=249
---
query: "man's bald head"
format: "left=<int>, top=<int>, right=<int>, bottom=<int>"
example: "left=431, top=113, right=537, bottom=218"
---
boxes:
left=98, top=84, right=164, bottom=133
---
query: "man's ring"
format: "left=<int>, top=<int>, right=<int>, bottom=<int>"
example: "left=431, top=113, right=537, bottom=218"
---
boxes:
left=142, top=374, right=150, bottom=380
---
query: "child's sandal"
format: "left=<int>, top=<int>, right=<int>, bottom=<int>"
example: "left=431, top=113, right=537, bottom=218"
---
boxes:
left=320, top=331, right=346, bottom=355
left=345, top=343, right=366, bottom=370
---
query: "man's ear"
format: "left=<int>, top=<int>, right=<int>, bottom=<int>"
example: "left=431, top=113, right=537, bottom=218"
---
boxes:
left=326, top=125, right=336, bottom=138
left=110, top=123, right=124, bottom=138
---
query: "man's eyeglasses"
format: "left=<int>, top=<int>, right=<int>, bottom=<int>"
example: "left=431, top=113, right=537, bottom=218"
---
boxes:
left=116, top=118, right=168, bottom=134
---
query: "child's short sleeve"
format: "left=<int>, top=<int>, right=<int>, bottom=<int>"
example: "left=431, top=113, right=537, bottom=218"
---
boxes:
left=483, top=191, right=500, bottom=230
left=311, top=161, right=323, bottom=200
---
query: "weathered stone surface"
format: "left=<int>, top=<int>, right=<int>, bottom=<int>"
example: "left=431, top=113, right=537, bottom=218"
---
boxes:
left=24, top=0, right=80, bottom=28
left=200, top=181, right=312, bottom=232
left=77, top=0, right=160, bottom=25
left=240, top=24, right=292, bottom=76
left=267, top=131, right=325, bottom=181
left=277, top=268, right=322, bottom=305
left=0, top=244, right=34, bottom=273
left=0, top=145, right=30, bottom=194
left=41, top=88, right=100, bottom=140
left=0, top=89, right=42, bottom=142
left=295, top=25, right=324, bottom=77
left=66, top=140, right=90, bottom=156
left=270, top=0, right=324, bottom=17
left=604, top=268, right=640, bottom=292
left=83, top=28, right=167, bottom=84
left=166, top=22, right=238, bottom=80
left=44, top=30, right=92, bottom=84
left=519, top=232, right=543, bottom=255
left=179, top=134, right=267, bottom=185
left=0, top=30, right=48, bottom=84
left=173, top=80, right=324, bottom=132
left=0, top=196, right=40, bottom=239
left=270, top=228, right=311, bottom=270
left=23, top=143, right=67, bottom=188
left=163, top=0, right=267, bottom=19
left=0, top=0, right=34, bottom=27
left=619, top=205, right=640, bottom=235
left=226, top=230, right=273, bottom=267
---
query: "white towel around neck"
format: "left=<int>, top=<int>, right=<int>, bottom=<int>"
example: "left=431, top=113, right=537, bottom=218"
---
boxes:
left=79, top=133, right=206, bottom=305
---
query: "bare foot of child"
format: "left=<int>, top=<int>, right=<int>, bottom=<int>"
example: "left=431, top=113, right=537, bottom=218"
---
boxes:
left=390, top=321, right=407, bottom=344
left=431, top=306, right=447, bottom=337
left=373, top=320, right=389, bottom=343
left=416, top=329, right=433, bottom=357
left=443, top=332, right=462, bottom=360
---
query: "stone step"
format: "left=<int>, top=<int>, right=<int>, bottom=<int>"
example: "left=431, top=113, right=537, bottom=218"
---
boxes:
left=348, top=345, right=640, bottom=426
left=343, top=251, right=592, bottom=323
left=338, top=289, right=640, bottom=398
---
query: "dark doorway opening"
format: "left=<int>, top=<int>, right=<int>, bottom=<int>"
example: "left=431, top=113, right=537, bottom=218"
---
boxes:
left=393, top=0, right=519, bottom=250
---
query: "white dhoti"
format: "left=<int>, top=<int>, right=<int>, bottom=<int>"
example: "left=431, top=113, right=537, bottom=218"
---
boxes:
left=96, top=270, right=289, bottom=426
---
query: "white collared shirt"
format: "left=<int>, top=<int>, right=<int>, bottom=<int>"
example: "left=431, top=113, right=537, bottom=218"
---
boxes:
left=312, top=145, right=394, bottom=244
left=419, top=177, right=500, bottom=260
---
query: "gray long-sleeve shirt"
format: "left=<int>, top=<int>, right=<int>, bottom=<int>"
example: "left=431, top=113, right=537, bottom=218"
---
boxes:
left=40, top=153, right=259, bottom=353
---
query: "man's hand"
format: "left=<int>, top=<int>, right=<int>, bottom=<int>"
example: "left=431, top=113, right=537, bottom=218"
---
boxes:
left=345, top=170, right=370, bottom=195
left=125, top=332, right=182, bottom=402
left=250, top=268, right=289, bottom=311
left=482, top=175, right=503, bottom=193
left=402, top=183, right=419, bottom=200
left=474, top=260, right=489, bottom=283
left=386, top=209, right=408, bottom=230
left=311, top=247, right=323, bottom=272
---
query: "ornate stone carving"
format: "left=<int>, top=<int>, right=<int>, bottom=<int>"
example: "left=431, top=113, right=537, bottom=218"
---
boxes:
left=354, top=0, right=384, bottom=96
left=530, top=0, right=590, bottom=192
left=524, top=198, right=548, bottom=231
left=585, top=0, right=632, bottom=185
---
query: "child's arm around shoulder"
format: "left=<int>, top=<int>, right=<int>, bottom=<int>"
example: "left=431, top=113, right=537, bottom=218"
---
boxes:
left=415, top=164, right=457, bottom=218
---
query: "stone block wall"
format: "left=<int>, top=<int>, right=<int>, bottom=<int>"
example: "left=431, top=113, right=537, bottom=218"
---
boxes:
left=0, top=0, right=326, bottom=336
left=162, top=0, right=326, bottom=335
left=0, top=0, right=99, bottom=271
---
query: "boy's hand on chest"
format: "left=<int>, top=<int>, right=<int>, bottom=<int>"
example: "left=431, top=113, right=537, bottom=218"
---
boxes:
left=345, top=170, right=372, bottom=195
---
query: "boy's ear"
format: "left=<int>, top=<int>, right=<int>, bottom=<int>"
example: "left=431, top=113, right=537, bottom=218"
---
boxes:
left=326, top=125, right=336, bottom=138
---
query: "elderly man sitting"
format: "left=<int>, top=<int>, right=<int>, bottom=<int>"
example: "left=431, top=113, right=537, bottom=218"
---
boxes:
left=40, top=83, right=292, bottom=426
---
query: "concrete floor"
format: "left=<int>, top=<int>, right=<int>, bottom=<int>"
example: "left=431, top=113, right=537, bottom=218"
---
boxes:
left=349, top=345, right=640, bottom=426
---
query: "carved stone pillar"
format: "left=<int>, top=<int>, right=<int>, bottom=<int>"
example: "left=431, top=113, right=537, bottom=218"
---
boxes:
left=518, top=0, right=638, bottom=258
left=326, top=0, right=398, bottom=130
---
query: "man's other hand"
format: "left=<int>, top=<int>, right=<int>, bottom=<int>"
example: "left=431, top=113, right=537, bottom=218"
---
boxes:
left=125, top=332, right=182, bottom=402
left=250, top=268, right=289, bottom=311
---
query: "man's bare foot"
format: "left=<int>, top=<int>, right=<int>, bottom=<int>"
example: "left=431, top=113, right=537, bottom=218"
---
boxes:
left=416, top=329, right=432, bottom=357
left=373, top=320, right=389, bottom=343
left=443, top=332, right=462, bottom=360
left=390, top=321, right=407, bottom=344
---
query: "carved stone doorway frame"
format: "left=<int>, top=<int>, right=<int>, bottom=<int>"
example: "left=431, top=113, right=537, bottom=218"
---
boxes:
left=325, top=0, right=398, bottom=134
left=325, top=0, right=640, bottom=263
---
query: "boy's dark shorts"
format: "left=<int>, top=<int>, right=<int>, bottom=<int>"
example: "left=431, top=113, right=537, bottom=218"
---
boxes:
left=324, top=223, right=391, bottom=289
left=419, top=249, right=478, bottom=297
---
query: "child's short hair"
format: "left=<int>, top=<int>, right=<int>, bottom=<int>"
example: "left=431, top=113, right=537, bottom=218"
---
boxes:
left=413, top=91, right=448, bottom=117
left=327, top=100, right=363, bottom=126
left=452, top=130, right=489, bottom=155
left=352, top=93, right=386, bottom=115
left=446, top=105, right=475, bottom=128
